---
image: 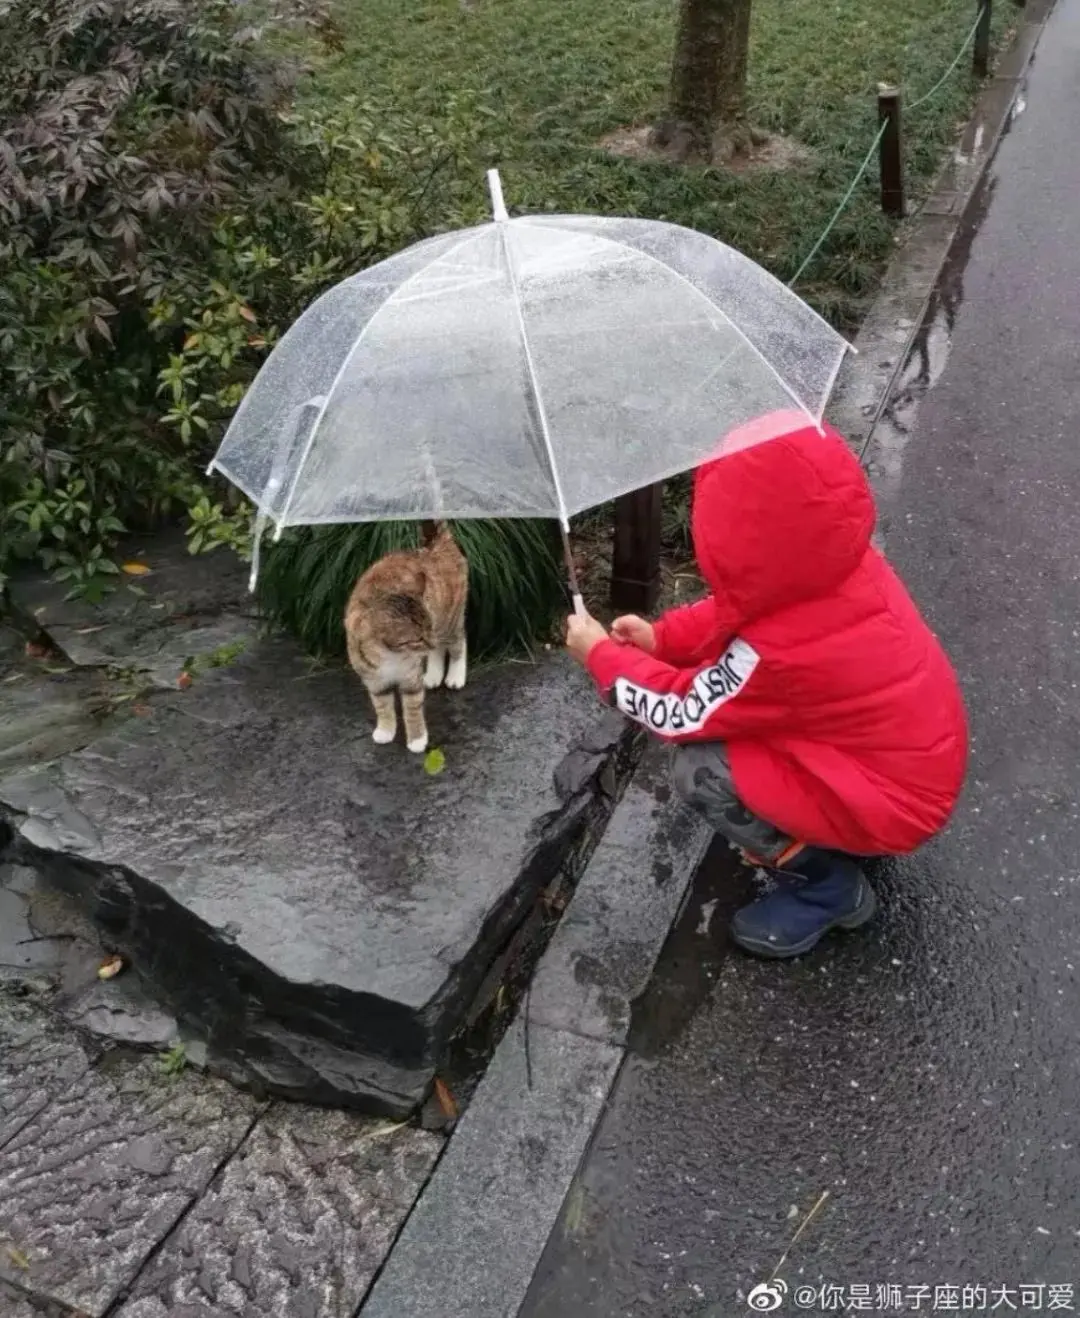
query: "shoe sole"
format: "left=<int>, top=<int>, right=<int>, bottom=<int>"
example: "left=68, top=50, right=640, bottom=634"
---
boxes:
left=731, top=882, right=878, bottom=960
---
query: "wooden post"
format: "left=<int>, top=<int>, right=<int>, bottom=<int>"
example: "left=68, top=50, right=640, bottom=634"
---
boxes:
left=974, top=0, right=992, bottom=77
left=610, top=484, right=663, bottom=613
left=877, top=85, right=904, bottom=219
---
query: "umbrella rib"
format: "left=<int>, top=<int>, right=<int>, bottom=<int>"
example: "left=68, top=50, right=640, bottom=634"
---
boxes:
left=271, top=227, right=484, bottom=534
left=496, top=225, right=571, bottom=531
left=560, top=231, right=821, bottom=430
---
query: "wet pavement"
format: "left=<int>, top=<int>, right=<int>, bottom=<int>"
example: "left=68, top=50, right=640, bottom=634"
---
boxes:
left=520, top=3, right=1080, bottom=1313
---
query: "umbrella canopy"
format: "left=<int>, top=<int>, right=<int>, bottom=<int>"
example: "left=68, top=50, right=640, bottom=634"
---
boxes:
left=209, top=172, right=851, bottom=585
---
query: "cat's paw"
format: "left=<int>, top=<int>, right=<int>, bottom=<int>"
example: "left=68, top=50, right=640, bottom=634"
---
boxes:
left=372, top=725, right=396, bottom=745
left=424, top=652, right=446, bottom=689
left=445, top=657, right=467, bottom=690
left=406, top=733, right=429, bottom=754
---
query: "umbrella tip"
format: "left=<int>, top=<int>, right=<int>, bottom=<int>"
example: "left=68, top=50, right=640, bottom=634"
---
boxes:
left=486, top=169, right=509, bottom=223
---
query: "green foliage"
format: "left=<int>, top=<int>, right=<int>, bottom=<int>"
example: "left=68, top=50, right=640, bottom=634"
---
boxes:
left=0, top=0, right=302, bottom=592
left=1, top=0, right=533, bottom=638
left=182, top=637, right=248, bottom=677
left=256, top=520, right=566, bottom=662
left=159, top=1041, right=188, bottom=1077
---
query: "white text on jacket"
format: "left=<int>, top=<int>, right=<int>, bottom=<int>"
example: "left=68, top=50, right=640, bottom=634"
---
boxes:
left=613, top=638, right=760, bottom=736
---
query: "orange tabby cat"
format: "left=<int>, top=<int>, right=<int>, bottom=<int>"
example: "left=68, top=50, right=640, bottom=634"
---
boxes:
left=344, top=523, right=468, bottom=752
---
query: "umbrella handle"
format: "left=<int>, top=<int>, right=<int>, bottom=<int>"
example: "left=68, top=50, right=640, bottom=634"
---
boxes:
left=560, top=523, right=586, bottom=617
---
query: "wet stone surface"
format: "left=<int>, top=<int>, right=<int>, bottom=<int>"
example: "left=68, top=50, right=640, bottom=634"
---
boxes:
left=0, top=983, right=446, bottom=1318
left=0, top=1282, right=76, bottom=1318
left=117, top=1106, right=442, bottom=1318
left=530, top=740, right=712, bottom=1048
left=0, top=991, right=92, bottom=1152
left=0, top=860, right=102, bottom=988
left=0, top=619, right=117, bottom=783
left=0, top=639, right=633, bottom=1114
left=0, top=1051, right=259, bottom=1316
left=64, top=978, right=179, bottom=1052
left=5, top=528, right=259, bottom=690
left=362, top=1016, right=621, bottom=1318
left=0, top=860, right=182, bottom=1058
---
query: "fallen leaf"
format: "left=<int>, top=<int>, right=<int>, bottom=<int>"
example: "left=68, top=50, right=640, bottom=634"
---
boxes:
left=563, top=1183, right=586, bottom=1236
left=363, top=1118, right=411, bottom=1143
left=176, top=671, right=193, bottom=690
left=4, top=1244, right=30, bottom=1270
left=98, top=955, right=123, bottom=980
left=433, top=1076, right=458, bottom=1119
left=238, top=305, right=257, bottom=323
left=423, top=747, right=446, bottom=776
left=24, top=641, right=51, bottom=659
left=122, top=561, right=151, bottom=575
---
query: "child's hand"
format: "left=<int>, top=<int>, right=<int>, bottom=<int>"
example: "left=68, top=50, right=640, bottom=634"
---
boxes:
left=611, top=614, right=656, bottom=653
left=565, top=610, right=609, bottom=665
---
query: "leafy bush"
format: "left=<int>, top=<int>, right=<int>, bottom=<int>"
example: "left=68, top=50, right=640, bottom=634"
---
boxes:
left=257, top=521, right=567, bottom=662
left=0, top=0, right=303, bottom=594
left=0, top=0, right=563, bottom=656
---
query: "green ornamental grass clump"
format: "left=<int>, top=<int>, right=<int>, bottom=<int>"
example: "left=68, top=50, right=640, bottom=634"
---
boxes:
left=256, top=519, right=566, bottom=662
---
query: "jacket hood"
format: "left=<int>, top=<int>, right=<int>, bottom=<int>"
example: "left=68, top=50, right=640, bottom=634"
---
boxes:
left=692, top=413, right=875, bottom=626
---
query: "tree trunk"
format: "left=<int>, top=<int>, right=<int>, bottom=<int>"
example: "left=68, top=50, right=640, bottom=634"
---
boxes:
left=653, top=0, right=752, bottom=162
left=718, top=0, right=751, bottom=124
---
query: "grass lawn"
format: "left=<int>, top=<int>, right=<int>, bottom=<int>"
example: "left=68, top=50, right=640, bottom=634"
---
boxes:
left=307, top=0, right=1011, bottom=331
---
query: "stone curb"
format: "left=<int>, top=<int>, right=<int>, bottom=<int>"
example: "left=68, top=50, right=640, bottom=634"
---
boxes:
left=828, top=0, right=1057, bottom=459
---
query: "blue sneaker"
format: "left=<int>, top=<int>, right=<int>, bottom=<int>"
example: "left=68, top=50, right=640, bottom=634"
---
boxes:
left=730, top=848, right=877, bottom=959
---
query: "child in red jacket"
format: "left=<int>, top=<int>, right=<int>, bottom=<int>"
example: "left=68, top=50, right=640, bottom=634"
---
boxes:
left=565, top=412, right=968, bottom=959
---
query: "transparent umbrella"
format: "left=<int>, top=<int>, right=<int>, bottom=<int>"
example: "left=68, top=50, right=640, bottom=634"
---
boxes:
left=209, top=171, right=853, bottom=603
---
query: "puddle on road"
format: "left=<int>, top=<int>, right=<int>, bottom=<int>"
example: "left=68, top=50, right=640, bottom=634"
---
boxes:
left=625, top=836, right=749, bottom=1061
left=866, top=170, right=995, bottom=519
left=866, top=73, right=1034, bottom=523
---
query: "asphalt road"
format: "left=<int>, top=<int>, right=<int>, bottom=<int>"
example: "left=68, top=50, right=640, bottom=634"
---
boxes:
left=519, top=4, right=1080, bottom=1314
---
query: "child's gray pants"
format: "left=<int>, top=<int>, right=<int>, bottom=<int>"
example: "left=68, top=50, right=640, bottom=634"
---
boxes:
left=670, top=742, right=795, bottom=863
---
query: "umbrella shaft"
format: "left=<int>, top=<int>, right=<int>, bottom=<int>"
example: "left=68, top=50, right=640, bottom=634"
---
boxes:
left=560, top=524, right=585, bottom=616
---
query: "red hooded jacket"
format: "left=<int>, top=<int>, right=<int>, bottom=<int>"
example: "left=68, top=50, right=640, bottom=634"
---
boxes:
left=586, top=415, right=968, bottom=855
